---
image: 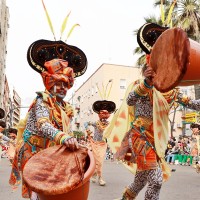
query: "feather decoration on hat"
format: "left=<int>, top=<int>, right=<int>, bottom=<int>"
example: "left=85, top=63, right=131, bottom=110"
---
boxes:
left=160, top=0, right=165, bottom=24
left=65, top=24, right=80, bottom=42
left=166, top=0, right=177, bottom=27
left=60, top=11, right=71, bottom=40
left=41, top=0, right=56, bottom=40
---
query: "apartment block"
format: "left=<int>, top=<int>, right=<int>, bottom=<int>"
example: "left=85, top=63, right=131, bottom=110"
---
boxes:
left=69, top=63, right=142, bottom=132
left=0, top=0, right=9, bottom=107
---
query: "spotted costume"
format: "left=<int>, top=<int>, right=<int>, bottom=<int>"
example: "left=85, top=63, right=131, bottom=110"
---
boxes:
left=105, top=22, right=200, bottom=200
left=85, top=100, right=116, bottom=186
left=9, top=34, right=87, bottom=200
left=9, top=91, right=74, bottom=198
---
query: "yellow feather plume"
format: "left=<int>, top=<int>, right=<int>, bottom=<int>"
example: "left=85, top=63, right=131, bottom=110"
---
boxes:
left=65, top=24, right=80, bottom=42
left=96, top=83, right=104, bottom=99
left=106, top=81, right=113, bottom=99
left=160, top=0, right=165, bottom=24
left=60, top=11, right=71, bottom=40
left=41, top=0, right=56, bottom=40
left=166, top=0, right=176, bottom=26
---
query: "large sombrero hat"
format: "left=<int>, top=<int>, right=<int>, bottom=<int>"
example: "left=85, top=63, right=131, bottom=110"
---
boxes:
left=137, top=23, right=168, bottom=54
left=92, top=100, right=116, bottom=114
left=27, top=39, right=87, bottom=78
left=0, top=108, right=5, bottom=119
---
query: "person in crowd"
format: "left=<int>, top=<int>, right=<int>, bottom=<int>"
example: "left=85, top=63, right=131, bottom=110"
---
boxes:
left=190, top=123, right=200, bottom=170
left=0, top=121, right=14, bottom=160
left=84, top=100, right=116, bottom=186
left=9, top=38, right=87, bottom=200
left=165, top=142, right=179, bottom=164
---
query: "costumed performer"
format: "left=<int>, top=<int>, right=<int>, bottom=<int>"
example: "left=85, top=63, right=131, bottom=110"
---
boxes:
left=0, top=121, right=15, bottom=161
left=104, top=22, right=200, bottom=200
left=9, top=39, right=87, bottom=199
left=85, top=99, right=116, bottom=186
left=190, top=123, right=200, bottom=173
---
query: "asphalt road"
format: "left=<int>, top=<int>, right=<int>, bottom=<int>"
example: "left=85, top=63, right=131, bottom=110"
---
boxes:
left=0, top=158, right=199, bottom=200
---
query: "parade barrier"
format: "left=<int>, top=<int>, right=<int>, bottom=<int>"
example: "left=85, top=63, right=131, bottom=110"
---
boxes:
left=150, top=27, right=200, bottom=92
left=23, top=145, right=95, bottom=200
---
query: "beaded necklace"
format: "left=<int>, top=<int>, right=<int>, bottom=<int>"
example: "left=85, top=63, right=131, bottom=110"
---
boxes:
left=96, top=120, right=109, bottom=132
left=48, top=94, right=67, bottom=130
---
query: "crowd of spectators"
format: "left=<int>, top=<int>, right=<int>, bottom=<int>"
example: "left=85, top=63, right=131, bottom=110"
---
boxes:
left=165, top=124, right=200, bottom=170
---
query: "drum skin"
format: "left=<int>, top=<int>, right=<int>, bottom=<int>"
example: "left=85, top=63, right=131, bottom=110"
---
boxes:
left=23, top=145, right=95, bottom=200
left=150, top=27, right=200, bottom=92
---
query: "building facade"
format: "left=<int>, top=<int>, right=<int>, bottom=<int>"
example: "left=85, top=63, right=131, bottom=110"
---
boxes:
left=0, top=0, right=9, bottom=107
left=69, top=63, right=142, bottom=132
left=3, top=75, right=10, bottom=121
left=10, top=89, right=21, bottom=127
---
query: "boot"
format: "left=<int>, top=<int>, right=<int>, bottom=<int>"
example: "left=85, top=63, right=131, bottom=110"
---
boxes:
left=114, top=187, right=136, bottom=200
left=98, top=177, right=106, bottom=186
left=90, top=173, right=97, bottom=183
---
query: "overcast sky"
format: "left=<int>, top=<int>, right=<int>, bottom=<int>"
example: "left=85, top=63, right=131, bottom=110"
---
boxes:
left=5, top=0, right=159, bottom=117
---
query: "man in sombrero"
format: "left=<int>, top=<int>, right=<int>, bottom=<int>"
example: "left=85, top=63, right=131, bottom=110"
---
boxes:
left=9, top=39, right=87, bottom=200
left=85, top=100, right=116, bottom=186
left=104, top=23, right=200, bottom=200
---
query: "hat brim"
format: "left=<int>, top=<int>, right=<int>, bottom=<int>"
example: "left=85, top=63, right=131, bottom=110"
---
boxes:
left=92, top=100, right=116, bottom=114
left=137, top=23, right=168, bottom=54
left=27, top=39, right=87, bottom=78
left=0, top=108, right=5, bottom=119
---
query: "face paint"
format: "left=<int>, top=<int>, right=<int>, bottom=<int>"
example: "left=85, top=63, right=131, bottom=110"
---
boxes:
left=51, top=82, right=68, bottom=100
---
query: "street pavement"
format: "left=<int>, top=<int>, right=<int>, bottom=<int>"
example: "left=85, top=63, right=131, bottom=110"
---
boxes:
left=0, top=158, right=199, bottom=200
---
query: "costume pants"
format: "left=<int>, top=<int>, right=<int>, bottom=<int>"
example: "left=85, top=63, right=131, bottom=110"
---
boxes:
left=128, top=168, right=163, bottom=200
left=89, top=139, right=107, bottom=177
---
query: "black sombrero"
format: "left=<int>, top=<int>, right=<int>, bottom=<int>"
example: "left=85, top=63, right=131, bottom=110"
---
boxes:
left=0, top=108, right=5, bottom=119
left=137, top=23, right=169, bottom=54
left=27, top=39, right=87, bottom=77
left=92, top=100, right=116, bottom=114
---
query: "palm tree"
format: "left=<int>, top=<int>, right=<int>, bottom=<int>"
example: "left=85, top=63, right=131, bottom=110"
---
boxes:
left=175, top=0, right=200, bottom=41
left=154, top=0, right=200, bottom=41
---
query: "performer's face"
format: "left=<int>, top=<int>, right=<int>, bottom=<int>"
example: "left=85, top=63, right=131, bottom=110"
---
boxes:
left=98, top=110, right=110, bottom=121
left=51, top=81, right=68, bottom=100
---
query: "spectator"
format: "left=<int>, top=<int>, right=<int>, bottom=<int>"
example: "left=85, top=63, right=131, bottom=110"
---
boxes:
left=166, top=143, right=179, bottom=164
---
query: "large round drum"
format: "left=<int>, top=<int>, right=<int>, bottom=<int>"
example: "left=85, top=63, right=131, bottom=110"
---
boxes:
left=150, top=27, right=200, bottom=92
left=23, top=145, right=95, bottom=200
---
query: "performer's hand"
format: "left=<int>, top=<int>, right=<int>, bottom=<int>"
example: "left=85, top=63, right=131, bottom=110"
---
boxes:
left=143, top=67, right=155, bottom=86
left=64, top=137, right=79, bottom=151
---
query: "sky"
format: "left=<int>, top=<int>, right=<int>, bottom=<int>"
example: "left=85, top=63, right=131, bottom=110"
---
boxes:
left=5, top=0, right=159, bottom=117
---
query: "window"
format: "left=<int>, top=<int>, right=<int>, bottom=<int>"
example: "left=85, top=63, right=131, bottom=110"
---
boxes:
left=120, top=79, right=126, bottom=89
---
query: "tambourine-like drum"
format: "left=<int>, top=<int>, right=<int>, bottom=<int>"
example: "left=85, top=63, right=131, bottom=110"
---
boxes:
left=23, top=145, right=95, bottom=200
left=150, top=27, right=200, bottom=92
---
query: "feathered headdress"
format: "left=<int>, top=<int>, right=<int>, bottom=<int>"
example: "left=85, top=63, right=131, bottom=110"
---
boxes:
left=27, top=0, right=87, bottom=81
left=93, top=80, right=116, bottom=114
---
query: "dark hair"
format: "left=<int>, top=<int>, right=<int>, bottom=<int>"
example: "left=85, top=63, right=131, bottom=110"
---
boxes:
left=190, top=123, right=200, bottom=130
left=8, top=128, right=18, bottom=135
left=0, top=120, right=6, bottom=128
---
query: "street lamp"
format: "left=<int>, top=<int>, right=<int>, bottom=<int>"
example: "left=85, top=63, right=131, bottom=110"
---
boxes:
left=5, top=105, right=29, bottom=127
